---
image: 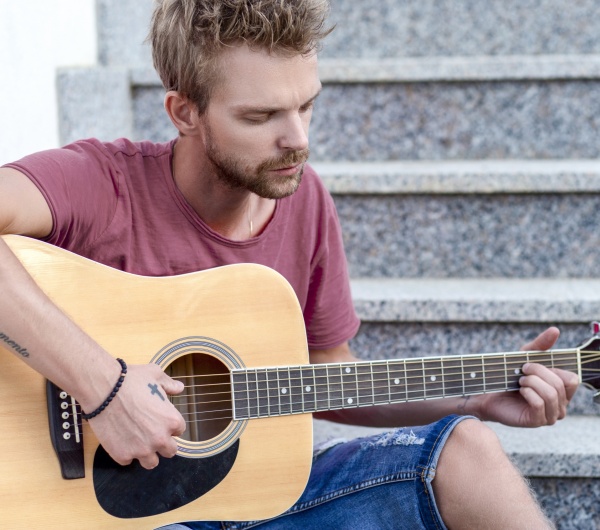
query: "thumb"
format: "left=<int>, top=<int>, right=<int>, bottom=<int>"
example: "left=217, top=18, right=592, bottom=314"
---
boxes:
left=520, top=326, right=560, bottom=351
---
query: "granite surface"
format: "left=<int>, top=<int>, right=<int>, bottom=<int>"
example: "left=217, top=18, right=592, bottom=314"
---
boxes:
left=318, top=55, right=600, bottom=83
left=313, top=159, right=600, bottom=194
left=96, top=0, right=154, bottom=67
left=93, top=0, right=600, bottom=64
left=335, top=194, right=600, bottom=278
left=310, top=80, right=600, bottom=161
left=57, top=68, right=133, bottom=145
left=324, top=0, right=600, bottom=58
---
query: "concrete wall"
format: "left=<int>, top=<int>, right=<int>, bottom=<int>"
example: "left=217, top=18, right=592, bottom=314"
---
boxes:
left=0, top=0, right=96, bottom=164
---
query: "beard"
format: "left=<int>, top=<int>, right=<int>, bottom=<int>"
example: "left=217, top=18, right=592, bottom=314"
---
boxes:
left=205, top=136, right=309, bottom=200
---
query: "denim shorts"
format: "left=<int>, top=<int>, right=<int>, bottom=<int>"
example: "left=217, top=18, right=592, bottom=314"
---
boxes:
left=159, top=414, right=470, bottom=530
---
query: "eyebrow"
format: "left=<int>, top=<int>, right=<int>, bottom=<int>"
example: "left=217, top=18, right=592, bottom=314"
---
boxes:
left=233, top=87, right=323, bottom=115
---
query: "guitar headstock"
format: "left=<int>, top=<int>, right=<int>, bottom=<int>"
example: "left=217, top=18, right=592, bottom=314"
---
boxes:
left=578, top=331, right=600, bottom=402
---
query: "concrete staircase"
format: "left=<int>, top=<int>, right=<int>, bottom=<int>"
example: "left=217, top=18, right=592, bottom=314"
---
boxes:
left=57, top=1, right=600, bottom=527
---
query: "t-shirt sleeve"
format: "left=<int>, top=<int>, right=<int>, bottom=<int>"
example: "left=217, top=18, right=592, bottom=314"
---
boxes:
left=304, top=190, right=361, bottom=350
left=3, top=139, right=119, bottom=250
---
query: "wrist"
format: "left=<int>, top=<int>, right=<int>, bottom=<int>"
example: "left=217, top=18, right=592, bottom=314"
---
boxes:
left=81, top=358, right=127, bottom=420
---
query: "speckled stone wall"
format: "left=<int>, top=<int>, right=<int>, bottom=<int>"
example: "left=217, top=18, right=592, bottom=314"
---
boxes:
left=323, top=0, right=600, bottom=58
left=334, top=193, right=600, bottom=278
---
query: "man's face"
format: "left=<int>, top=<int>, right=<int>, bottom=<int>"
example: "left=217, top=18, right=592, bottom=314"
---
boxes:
left=199, top=45, right=321, bottom=199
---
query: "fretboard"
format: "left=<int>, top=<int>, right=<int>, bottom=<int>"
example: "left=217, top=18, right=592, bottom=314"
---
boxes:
left=231, top=349, right=580, bottom=420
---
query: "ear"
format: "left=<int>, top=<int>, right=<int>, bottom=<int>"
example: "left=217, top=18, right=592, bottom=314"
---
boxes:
left=164, top=91, right=201, bottom=136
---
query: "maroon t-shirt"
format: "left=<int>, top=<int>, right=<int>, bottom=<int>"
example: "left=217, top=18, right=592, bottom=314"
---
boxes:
left=5, top=137, right=360, bottom=349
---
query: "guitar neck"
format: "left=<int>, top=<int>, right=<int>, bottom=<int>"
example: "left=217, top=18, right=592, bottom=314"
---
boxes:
left=231, top=348, right=581, bottom=420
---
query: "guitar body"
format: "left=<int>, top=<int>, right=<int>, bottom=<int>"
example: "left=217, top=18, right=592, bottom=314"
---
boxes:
left=0, top=235, right=312, bottom=529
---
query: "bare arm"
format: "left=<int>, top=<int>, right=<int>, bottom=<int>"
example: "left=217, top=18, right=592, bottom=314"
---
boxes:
left=310, top=328, right=579, bottom=428
left=0, top=167, right=186, bottom=469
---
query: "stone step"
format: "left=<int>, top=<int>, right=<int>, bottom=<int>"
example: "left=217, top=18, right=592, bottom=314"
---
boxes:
left=314, top=159, right=600, bottom=194
left=95, top=0, right=600, bottom=67
left=312, top=415, right=600, bottom=529
left=325, top=171, right=600, bottom=279
left=324, top=0, right=600, bottom=59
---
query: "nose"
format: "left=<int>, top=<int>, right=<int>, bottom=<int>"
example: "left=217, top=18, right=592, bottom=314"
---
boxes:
left=278, top=112, right=309, bottom=151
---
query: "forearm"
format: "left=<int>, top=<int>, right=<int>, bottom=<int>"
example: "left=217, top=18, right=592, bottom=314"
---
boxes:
left=0, top=238, right=121, bottom=412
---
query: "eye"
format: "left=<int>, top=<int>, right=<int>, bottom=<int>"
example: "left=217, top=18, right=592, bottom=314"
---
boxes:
left=299, top=102, right=314, bottom=114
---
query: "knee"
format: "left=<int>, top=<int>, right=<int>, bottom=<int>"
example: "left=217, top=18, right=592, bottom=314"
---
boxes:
left=437, top=418, right=509, bottom=477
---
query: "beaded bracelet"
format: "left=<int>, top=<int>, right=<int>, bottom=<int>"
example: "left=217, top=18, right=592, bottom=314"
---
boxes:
left=81, top=358, right=128, bottom=420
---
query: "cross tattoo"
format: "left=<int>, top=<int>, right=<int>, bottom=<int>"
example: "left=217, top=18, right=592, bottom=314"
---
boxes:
left=148, top=383, right=165, bottom=401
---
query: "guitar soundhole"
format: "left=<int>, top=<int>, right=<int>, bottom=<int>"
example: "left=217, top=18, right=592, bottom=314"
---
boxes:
left=166, top=353, right=232, bottom=442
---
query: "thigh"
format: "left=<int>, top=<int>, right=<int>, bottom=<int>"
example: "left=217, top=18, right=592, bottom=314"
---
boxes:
left=176, top=414, right=471, bottom=530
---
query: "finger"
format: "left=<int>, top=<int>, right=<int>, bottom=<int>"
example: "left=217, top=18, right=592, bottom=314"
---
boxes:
left=138, top=452, right=160, bottom=470
left=520, top=368, right=564, bottom=423
left=551, top=367, right=580, bottom=402
left=157, top=437, right=180, bottom=459
left=160, top=372, right=185, bottom=395
left=518, top=386, right=547, bottom=426
left=520, top=326, right=560, bottom=351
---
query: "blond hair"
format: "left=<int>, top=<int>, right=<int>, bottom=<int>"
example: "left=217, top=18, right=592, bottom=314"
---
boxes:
left=149, top=0, right=332, bottom=114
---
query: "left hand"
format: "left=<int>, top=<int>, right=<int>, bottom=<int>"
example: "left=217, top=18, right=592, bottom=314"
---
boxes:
left=472, top=327, right=580, bottom=427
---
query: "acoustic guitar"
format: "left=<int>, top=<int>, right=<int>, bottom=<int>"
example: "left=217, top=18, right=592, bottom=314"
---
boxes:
left=1, top=235, right=599, bottom=529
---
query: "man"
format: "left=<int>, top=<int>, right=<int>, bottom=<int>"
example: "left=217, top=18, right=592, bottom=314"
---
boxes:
left=0, top=1, right=579, bottom=528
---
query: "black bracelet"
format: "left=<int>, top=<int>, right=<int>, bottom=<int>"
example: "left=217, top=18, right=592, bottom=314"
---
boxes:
left=81, top=358, right=127, bottom=421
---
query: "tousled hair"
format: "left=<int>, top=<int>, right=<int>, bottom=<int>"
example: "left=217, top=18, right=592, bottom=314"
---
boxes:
left=149, top=0, right=332, bottom=114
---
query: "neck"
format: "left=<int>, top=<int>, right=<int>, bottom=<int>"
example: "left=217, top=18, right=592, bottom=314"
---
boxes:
left=171, top=138, right=274, bottom=240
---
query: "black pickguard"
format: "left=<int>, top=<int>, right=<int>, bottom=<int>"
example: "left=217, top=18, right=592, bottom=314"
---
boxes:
left=93, top=442, right=239, bottom=518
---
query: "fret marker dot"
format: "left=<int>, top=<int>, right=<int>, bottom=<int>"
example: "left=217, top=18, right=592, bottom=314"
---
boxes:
left=281, top=388, right=287, bottom=394
left=345, top=367, right=352, bottom=374
left=470, top=372, right=477, bottom=379
left=514, top=368, right=521, bottom=375
left=305, top=386, right=312, bottom=392
left=430, top=375, right=437, bottom=382
left=394, top=378, right=400, bottom=385
left=347, top=398, right=353, bottom=404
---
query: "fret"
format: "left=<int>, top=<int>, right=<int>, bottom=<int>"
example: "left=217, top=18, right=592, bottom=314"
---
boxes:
left=289, top=366, right=304, bottom=414
left=371, top=362, right=391, bottom=405
left=405, top=359, right=426, bottom=401
left=278, top=367, right=292, bottom=415
left=254, top=369, right=269, bottom=417
left=504, top=353, right=527, bottom=391
left=442, top=356, right=463, bottom=397
left=356, top=363, right=375, bottom=406
left=314, top=365, right=328, bottom=411
left=327, top=364, right=344, bottom=409
left=246, top=369, right=260, bottom=418
left=300, top=365, right=316, bottom=413
left=340, top=364, right=358, bottom=407
left=266, top=368, right=280, bottom=415
left=422, top=358, right=445, bottom=399
left=482, top=355, right=506, bottom=392
left=387, top=360, right=408, bottom=403
left=462, top=355, right=485, bottom=394
left=231, top=371, right=249, bottom=419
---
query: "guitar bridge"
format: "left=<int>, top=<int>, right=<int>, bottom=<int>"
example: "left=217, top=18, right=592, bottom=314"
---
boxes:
left=46, top=380, right=85, bottom=479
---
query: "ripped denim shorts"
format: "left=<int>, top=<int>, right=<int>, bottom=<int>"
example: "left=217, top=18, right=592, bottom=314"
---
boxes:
left=160, top=414, right=471, bottom=530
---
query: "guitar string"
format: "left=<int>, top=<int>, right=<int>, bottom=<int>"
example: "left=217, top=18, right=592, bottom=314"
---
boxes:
left=168, top=354, right=595, bottom=396
left=168, top=349, right=595, bottom=383
left=64, top=353, right=600, bottom=427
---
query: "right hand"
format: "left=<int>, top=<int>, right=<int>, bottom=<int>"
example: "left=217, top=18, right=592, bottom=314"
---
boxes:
left=87, top=363, right=186, bottom=469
